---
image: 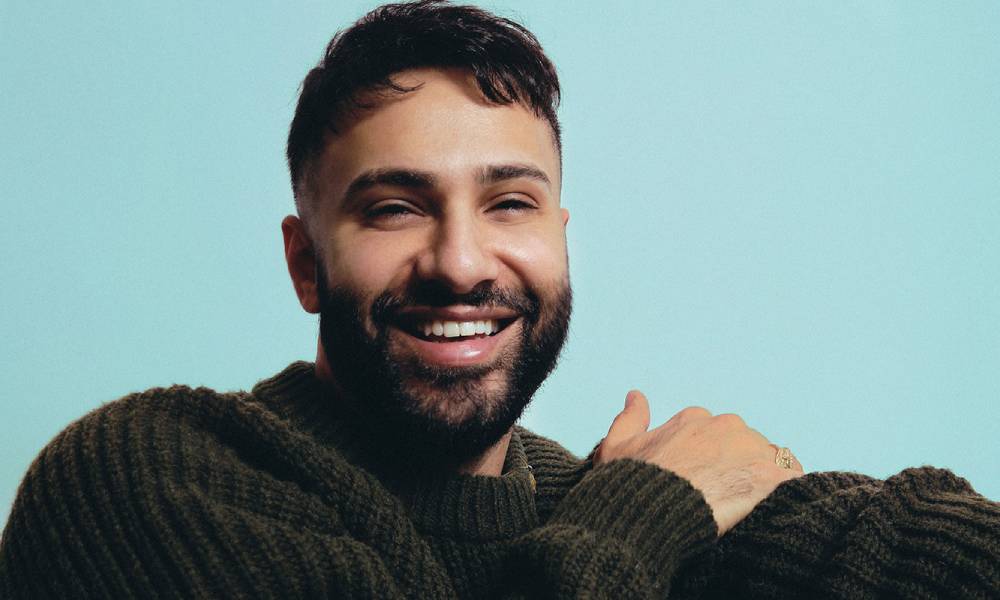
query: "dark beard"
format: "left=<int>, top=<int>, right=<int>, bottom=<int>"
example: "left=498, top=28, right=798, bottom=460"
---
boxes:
left=317, top=275, right=571, bottom=472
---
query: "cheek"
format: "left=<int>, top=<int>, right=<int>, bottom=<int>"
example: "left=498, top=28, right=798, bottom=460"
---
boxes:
left=498, top=227, right=568, bottom=284
left=326, top=231, right=418, bottom=293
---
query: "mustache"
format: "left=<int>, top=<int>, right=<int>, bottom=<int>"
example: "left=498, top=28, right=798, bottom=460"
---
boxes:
left=371, top=282, right=540, bottom=323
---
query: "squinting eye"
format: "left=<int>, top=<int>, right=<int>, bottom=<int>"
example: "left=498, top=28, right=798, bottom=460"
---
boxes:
left=492, top=198, right=535, bottom=212
left=365, top=202, right=418, bottom=221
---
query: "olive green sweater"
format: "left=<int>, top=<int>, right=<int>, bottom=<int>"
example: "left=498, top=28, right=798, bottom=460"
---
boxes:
left=2, top=362, right=997, bottom=598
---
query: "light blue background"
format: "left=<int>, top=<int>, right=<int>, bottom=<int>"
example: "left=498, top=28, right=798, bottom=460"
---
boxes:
left=2, top=2, right=998, bottom=528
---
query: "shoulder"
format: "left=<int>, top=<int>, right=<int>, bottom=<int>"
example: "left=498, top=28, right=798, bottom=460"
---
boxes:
left=5, top=383, right=274, bottom=521
left=514, top=426, right=590, bottom=518
left=20, top=383, right=275, bottom=481
left=4, top=379, right=339, bottom=541
left=750, top=466, right=981, bottom=519
left=515, top=425, right=582, bottom=465
left=0, top=384, right=260, bottom=595
left=0, top=375, right=401, bottom=597
left=24, top=384, right=237, bottom=462
left=677, top=467, right=1000, bottom=598
left=723, top=466, right=985, bottom=540
left=672, top=468, right=1000, bottom=598
left=74, top=382, right=255, bottom=433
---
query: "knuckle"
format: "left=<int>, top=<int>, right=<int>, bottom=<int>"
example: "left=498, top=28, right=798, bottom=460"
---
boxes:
left=714, top=413, right=746, bottom=428
left=748, top=427, right=771, bottom=446
left=678, top=406, right=711, bottom=421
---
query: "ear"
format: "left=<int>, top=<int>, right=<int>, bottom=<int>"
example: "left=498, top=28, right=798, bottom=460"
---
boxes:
left=561, top=207, right=570, bottom=226
left=281, top=215, right=321, bottom=314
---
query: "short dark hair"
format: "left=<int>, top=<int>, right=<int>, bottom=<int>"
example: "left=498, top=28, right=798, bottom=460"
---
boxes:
left=286, top=0, right=561, bottom=212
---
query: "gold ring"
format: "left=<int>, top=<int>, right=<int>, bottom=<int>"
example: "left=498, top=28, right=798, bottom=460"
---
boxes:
left=775, top=447, right=795, bottom=469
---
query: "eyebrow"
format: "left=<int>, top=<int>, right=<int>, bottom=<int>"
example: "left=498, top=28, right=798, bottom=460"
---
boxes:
left=478, top=163, right=551, bottom=188
left=341, top=163, right=551, bottom=205
left=343, top=168, right=437, bottom=202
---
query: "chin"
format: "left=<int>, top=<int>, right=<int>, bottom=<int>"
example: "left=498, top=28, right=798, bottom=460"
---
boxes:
left=401, top=374, right=512, bottom=426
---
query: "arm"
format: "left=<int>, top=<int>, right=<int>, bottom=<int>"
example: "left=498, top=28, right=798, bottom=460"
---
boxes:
left=0, top=399, right=719, bottom=600
left=0, top=389, right=455, bottom=599
left=503, top=459, right=717, bottom=599
left=1, top=388, right=718, bottom=600
left=499, top=389, right=809, bottom=599
left=0, top=386, right=775, bottom=599
left=672, top=468, right=1000, bottom=599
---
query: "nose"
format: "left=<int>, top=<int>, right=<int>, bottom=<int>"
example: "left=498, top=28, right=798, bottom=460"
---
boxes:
left=416, top=213, right=499, bottom=294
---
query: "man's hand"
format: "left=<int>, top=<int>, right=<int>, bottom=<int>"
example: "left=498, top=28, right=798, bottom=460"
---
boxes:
left=594, top=390, right=804, bottom=536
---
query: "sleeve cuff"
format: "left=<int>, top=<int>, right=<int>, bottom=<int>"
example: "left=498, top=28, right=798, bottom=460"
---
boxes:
left=548, top=459, right=718, bottom=581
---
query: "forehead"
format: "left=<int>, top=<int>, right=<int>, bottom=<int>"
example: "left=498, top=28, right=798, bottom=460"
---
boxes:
left=313, top=69, right=561, bottom=200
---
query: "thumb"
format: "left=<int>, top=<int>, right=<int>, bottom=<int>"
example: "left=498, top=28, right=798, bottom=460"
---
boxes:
left=604, top=389, right=651, bottom=448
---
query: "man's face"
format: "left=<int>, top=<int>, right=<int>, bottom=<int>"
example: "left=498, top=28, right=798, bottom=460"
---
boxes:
left=308, top=69, right=570, bottom=465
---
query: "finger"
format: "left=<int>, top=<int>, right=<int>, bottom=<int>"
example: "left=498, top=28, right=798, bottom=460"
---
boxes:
left=604, top=389, right=651, bottom=447
left=657, top=405, right=712, bottom=433
left=769, top=445, right=805, bottom=474
left=790, top=453, right=806, bottom=474
left=747, top=427, right=768, bottom=442
left=779, top=465, right=805, bottom=481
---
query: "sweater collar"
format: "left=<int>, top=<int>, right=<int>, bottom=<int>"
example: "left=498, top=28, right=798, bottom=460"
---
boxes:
left=251, top=361, right=541, bottom=540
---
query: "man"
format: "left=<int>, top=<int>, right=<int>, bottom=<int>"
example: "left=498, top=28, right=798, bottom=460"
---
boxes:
left=2, top=1, right=997, bottom=598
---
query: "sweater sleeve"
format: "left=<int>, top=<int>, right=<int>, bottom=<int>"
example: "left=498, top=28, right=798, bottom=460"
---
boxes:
left=0, top=387, right=457, bottom=599
left=1, top=387, right=718, bottom=600
left=670, top=468, right=1000, bottom=599
left=502, top=459, right=718, bottom=599
left=1, top=385, right=722, bottom=600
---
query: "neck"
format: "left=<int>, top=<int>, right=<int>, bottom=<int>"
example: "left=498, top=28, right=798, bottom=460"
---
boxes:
left=457, top=431, right=512, bottom=476
left=315, top=339, right=512, bottom=477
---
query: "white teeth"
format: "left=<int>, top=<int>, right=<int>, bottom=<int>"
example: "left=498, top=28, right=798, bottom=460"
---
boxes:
left=420, top=319, right=503, bottom=338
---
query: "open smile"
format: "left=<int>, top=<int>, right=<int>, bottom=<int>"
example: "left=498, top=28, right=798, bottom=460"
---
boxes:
left=391, top=310, right=521, bottom=366
left=402, top=317, right=517, bottom=341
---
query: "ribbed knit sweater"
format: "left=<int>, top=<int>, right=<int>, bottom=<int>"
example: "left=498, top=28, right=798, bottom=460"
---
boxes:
left=2, top=362, right=997, bottom=598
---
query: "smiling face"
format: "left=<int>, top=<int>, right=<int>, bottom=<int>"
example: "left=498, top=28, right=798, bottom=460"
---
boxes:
left=284, top=69, right=571, bottom=464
